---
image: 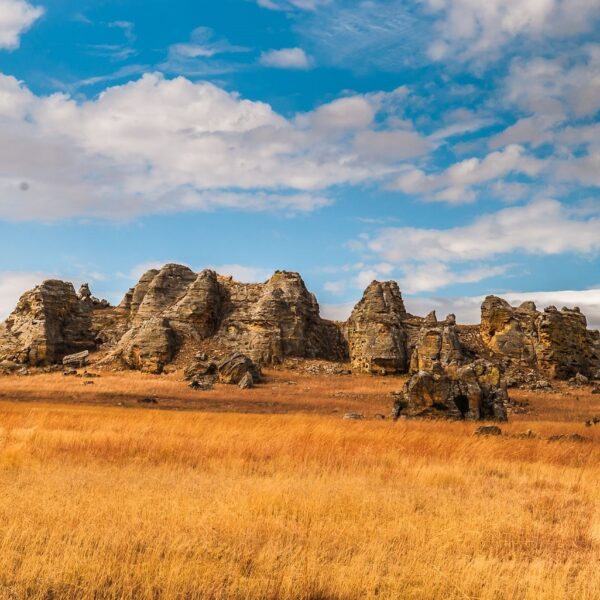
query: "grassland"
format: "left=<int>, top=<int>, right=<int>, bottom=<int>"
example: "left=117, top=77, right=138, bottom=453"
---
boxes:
left=0, top=370, right=598, bottom=599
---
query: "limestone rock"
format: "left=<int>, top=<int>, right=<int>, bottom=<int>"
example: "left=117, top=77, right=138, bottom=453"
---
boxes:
left=346, top=281, right=409, bottom=374
left=217, top=353, right=260, bottom=385
left=0, top=280, right=96, bottom=366
left=112, top=317, right=177, bottom=374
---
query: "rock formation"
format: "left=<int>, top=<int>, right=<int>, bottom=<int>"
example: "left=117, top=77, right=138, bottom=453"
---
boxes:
left=346, top=281, right=410, bottom=374
left=111, top=317, right=177, bottom=374
left=409, top=313, right=464, bottom=373
left=0, top=267, right=598, bottom=391
left=395, top=360, right=508, bottom=421
left=0, top=280, right=96, bottom=365
left=481, top=296, right=600, bottom=379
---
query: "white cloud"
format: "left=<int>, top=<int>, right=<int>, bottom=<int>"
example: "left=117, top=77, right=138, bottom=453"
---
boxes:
left=505, top=48, right=600, bottom=118
left=393, top=144, right=545, bottom=203
left=257, top=0, right=331, bottom=10
left=0, top=0, right=43, bottom=50
left=368, top=198, right=600, bottom=264
left=260, top=47, right=311, bottom=69
left=0, top=72, right=423, bottom=220
left=426, top=0, right=600, bottom=62
left=167, top=26, right=249, bottom=62
left=398, top=263, right=509, bottom=294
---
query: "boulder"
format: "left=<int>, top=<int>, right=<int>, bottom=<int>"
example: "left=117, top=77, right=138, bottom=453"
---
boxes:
left=238, top=372, right=254, bottom=389
left=346, top=281, right=409, bottom=374
left=217, top=353, right=261, bottom=385
left=62, top=350, right=89, bottom=368
left=393, top=360, right=508, bottom=422
left=0, top=280, right=96, bottom=366
left=112, top=317, right=177, bottom=374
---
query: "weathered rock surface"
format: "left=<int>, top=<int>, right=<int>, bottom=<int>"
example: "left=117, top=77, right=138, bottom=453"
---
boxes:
left=409, top=313, right=464, bottom=373
left=217, top=353, right=260, bottom=385
left=62, top=350, right=89, bottom=368
left=111, top=317, right=177, bottom=374
left=0, top=280, right=96, bottom=365
left=346, top=281, right=410, bottom=374
left=1, top=268, right=598, bottom=390
left=481, top=296, right=600, bottom=379
left=394, top=360, right=508, bottom=421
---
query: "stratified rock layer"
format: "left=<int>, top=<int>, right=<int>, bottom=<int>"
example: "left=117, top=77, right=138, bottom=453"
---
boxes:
left=0, top=280, right=96, bottom=365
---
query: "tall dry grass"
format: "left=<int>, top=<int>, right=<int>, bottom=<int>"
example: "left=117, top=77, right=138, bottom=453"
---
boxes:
left=0, top=400, right=598, bottom=599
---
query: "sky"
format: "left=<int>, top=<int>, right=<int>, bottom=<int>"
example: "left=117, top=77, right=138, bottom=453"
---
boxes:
left=0, top=0, right=599, bottom=327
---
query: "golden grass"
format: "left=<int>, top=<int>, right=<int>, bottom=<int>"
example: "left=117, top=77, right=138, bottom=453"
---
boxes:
left=0, top=387, right=598, bottom=600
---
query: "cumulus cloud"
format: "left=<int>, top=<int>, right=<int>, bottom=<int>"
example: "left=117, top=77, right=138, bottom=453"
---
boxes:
left=505, top=48, right=600, bottom=118
left=368, top=198, right=600, bottom=264
left=393, top=145, right=545, bottom=203
left=0, top=72, right=425, bottom=220
left=426, top=0, right=600, bottom=62
left=260, top=47, right=311, bottom=69
left=0, top=0, right=43, bottom=50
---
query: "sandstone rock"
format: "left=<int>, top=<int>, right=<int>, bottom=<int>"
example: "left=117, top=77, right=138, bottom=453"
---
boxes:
left=238, top=372, right=254, bottom=389
left=112, top=317, right=177, bottom=374
left=410, top=314, right=464, bottom=373
left=184, top=356, right=217, bottom=381
left=217, top=353, right=260, bottom=385
left=118, top=267, right=347, bottom=367
left=62, top=350, right=89, bottom=368
left=480, top=296, right=537, bottom=364
left=132, top=264, right=197, bottom=325
left=481, top=296, right=600, bottom=379
left=0, top=280, right=96, bottom=366
left=394, top=360, right=508, bottom=422
left=346, top=281, right=409, bottom=375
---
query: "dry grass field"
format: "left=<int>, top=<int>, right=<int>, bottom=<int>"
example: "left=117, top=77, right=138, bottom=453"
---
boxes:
left=0, top=370, right=598, bottom=599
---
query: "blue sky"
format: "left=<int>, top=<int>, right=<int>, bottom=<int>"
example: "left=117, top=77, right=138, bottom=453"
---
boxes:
left=0, top=0, right=600, bottom=326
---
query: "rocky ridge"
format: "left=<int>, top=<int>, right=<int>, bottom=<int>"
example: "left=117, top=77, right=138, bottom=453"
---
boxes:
left=1, top=266, right=599, bottom=394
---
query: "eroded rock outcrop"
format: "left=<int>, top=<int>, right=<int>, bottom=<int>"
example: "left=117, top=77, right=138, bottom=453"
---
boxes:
left=395, top=360, right=508, bottom=421
left=111, top=317, right=177, bottom=374
left=346, top=281, right=410, bottom=374
left=481, top=296, right=600, bottom=379
left=409, top=313, right=464, bottom=373
left=0, top=280, right=96, bottom=365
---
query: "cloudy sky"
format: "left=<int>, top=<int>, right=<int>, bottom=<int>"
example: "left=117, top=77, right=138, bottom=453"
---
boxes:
left=0, top=0, right=599, bottom=327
